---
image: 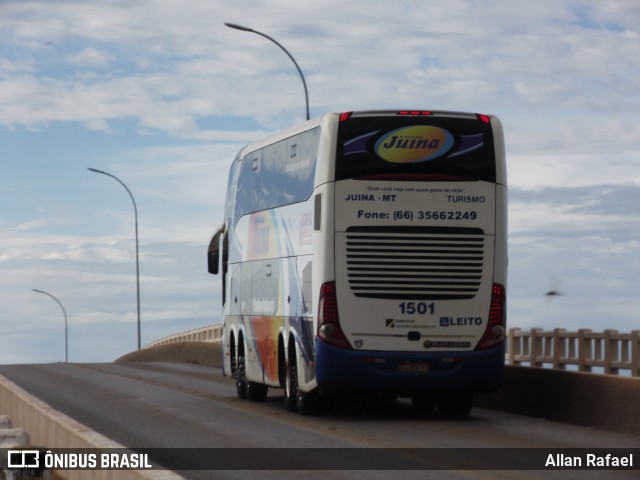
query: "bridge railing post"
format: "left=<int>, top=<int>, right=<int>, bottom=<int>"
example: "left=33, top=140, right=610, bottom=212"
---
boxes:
left=531, top=328, right=544, bottom=367
left=552, top=328, right=567, bottom=370
left=603, top=329, right=619, bottom=375
left=577, top=329, right=593, bottom=373
left=507, top=328, right=519, bottom=365
left=631, top=330, right=640, bottom=377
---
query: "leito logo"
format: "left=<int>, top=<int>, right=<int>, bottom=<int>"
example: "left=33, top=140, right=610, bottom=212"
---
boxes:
left=374, top=126, right=453, bottom=163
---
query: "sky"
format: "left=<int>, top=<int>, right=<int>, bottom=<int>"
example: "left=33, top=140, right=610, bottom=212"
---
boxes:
left=1, top=0, right=639, bottom=364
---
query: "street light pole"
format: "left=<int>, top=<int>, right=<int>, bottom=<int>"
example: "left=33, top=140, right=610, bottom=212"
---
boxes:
left=88, top=167, right=141, bottom=350
left=32, top=289, right=68, bottom=363
left=224, top=22, right=310, bottom=121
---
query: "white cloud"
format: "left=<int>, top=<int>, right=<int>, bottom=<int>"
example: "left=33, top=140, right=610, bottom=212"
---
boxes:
left=68, top=47, right=115, bottom=68
left=0, top=1, right=636, bottom=134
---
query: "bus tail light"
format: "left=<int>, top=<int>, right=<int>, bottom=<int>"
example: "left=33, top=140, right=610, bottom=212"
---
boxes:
left=475, top=283, right=506, bottom=350
left=317, top=281, right=351, bottom=349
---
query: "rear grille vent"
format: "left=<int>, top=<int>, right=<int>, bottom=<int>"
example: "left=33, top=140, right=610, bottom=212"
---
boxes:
left=344, top=227, right=485, bottom=300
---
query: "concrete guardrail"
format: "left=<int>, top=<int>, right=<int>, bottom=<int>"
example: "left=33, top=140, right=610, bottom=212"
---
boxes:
left=0, top=375, right=183, bottom=480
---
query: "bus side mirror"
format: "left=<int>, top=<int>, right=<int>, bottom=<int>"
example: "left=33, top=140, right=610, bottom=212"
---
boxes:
left=207, top=224, right=225, bottom=275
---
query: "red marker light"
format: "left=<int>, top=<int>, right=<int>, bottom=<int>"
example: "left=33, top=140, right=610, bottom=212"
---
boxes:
left=339, top=112, right=353, bottom=122
left=478, top=114, right=490, bottom=124
left=398, top=111, right=432, bottom=116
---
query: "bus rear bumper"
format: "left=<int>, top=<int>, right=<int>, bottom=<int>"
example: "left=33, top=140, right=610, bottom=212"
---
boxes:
left=314, top=339, right=504, bottom=395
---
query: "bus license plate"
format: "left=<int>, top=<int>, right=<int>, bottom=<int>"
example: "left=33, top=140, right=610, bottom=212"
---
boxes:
left=399, top=362, right=429, bottom=373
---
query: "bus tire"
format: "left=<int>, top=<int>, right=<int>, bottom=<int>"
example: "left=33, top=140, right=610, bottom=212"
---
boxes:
left=437, top=391, right=473, bottom=416
left=284, top=353, right=298, bottom=412
left=236, top=350, right=248, bottom=400
left=296, top=388, right=319, bottom=416
left=229, top=333, right=237, bottom=381
left=411, top=394, right=436, bottom=416
left=246, top=381, right=268, bottom=402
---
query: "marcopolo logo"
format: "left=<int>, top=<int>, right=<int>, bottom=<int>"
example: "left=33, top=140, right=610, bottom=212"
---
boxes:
left=375, top=125, right=454, bottom=164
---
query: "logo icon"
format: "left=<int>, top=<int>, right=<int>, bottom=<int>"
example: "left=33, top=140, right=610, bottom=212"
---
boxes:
left=375, top=126, right=454, bottom=163
left=7, top=450, right=40, bottom=469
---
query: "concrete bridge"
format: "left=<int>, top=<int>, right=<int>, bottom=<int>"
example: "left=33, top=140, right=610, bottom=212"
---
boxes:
left=1, top=326, right=638, bottom=479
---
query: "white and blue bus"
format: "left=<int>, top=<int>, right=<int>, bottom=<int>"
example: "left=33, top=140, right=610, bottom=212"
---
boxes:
left=208, top=110, right=507, bottom=415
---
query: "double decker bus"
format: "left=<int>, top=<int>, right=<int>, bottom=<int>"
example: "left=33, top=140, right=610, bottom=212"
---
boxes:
left=208, top=110, right=507, bottom=415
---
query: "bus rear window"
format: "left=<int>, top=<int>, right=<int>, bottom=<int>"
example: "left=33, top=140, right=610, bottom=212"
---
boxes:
left=336, top=115, right=496, bottom=182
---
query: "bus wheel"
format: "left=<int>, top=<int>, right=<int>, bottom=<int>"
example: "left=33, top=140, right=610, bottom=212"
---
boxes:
left=229, top=335, right=237, bottom=380
left=246, top=382, right=268, bottom=402
left=411, top=394, right=436, bottom=416
left=437, top=392, right=473, bottom=416
left=296, top=388, right=319, bottom=416
left=235, top=350, right=247, bottom=400
left=284, top=353, right=298, bottom=412
left=285, top=344, right=319, bottom=415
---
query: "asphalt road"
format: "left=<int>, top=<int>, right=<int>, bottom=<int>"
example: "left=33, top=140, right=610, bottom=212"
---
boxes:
left=1, top=362, right=638, bottom=480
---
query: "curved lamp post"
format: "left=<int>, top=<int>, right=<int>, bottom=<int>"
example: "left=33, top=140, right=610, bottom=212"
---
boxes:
left=32, top=289, right=68, bottom=363
left=88, top=167, right=141, bottom=350
left=224, top=22, right=310, bottom=121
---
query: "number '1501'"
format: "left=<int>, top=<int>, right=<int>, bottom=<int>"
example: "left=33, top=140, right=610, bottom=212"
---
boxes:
left=399, top=302, right=435, bottom=315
